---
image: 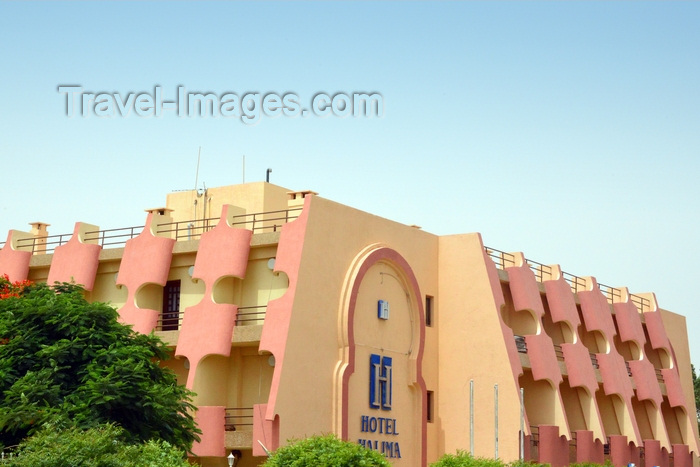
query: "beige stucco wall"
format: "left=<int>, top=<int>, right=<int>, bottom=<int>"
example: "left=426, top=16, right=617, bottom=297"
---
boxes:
left=165, top=182, right=292, bottom=231
left=265, top=195, right=439, bottom=465
left=437, top=234, right=523, bottom=462
left=659, top=308, right=700, bottom=456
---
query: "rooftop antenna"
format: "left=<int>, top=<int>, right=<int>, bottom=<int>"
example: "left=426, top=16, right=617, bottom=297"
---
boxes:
left=194, top=146, right=202, bottom=193
left=266, top=168, right=272, bottom=183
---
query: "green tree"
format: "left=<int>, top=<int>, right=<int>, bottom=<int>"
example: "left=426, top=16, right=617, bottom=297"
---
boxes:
left=4, top=423, right=191, bottom=467
left=0, top=282, right=198, bottom=452
left=262, top=434, right=391, bottom=467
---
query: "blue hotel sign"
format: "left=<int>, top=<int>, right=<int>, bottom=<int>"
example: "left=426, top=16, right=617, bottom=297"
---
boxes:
left=370, top=354, right=392, bottom=409
left=358, top=353, right=402, bottom=458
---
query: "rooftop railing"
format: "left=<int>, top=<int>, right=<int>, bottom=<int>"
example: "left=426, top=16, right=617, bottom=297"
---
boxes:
left=485, top=247, right=651, bottom=313
left=0, top=207, right=303, bottom=255
left=159, top=208, right=302, bottom=241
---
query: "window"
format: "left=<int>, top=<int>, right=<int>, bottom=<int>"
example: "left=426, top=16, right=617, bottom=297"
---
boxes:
left=425, top=295, right=434, bottom=327
left=161, top=280, right=181, bottom=331
left=427, top=390, right=434, bottom=422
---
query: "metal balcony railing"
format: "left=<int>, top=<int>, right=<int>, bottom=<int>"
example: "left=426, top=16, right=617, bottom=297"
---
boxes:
left=13, top=232, right=76, bottom=255
left=224, top=407, right=254, bottom=431
left=155, top=307, right=268, bottom=331
left=83, top=226, right=145, bottom=248
left=529, top=425, right=539, bottom=446
left=158, top=208, right=302, bottom=241
left=655, top=368, right=664, bottom=383
left=235, top=306, right=267, bottom=325
left=0, top=445, right=18, bottom=463
left=156, top=311, right=185, bottom=331
left=589, top=353, right=600, bottom=369
left=485, top=246, right=651, bottom=313
left=2, top=207, right=303, bottom=255
left=553, top=344, right=565, bottom=361
left=514, top=335, right=527, bottom=353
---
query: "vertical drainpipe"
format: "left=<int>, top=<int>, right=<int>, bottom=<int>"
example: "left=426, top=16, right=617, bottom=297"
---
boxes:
left=520, top=388, right=524, bottom=461
left=470, top=380, right=474, bottom=456
left=494, top=384, right=499, bottom=459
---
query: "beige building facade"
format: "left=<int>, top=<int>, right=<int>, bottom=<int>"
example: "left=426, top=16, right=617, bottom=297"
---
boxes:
left=0, top=182, right=698, bottom=467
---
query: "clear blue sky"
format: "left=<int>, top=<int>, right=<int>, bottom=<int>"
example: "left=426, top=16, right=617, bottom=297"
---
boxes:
left=1, top=2, right=699, bottom=366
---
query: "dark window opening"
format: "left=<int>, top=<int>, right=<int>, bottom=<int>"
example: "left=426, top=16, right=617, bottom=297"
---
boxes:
left=161, top=280, right=181, bottom=331
left=427, top=390, right=434, bottom=422
left=425, top=295, right=434, bottom=327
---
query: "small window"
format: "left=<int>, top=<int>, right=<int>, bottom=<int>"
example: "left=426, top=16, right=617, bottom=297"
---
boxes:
left=425, top=295, right=434, bottom=327
left=161, top=280, right=181, bottom=331
left=427, top=390, right=434, bottom=423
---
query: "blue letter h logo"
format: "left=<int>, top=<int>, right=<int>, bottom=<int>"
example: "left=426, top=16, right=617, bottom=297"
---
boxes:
left=370, top=354, right=392, bottom=410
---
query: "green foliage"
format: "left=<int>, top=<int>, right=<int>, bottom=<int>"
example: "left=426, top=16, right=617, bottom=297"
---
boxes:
left=4, top=423, right=191, bottom=467
left=430, top=451, right=510, bottom=467
left=262, top=434, right=391, bottom=467
left=430, top=451, right=612, bottom=467
left=0, top=282, right=199, bottom=452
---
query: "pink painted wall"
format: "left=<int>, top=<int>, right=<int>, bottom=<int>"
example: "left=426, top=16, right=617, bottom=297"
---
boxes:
left=46, top=223, right=101, bottom=291
left=175, top=206, right=252, bottom=389
left=116, top=212, right=175, bottom=334
left=258, top=197, right=310, bottom=427
left=252, top=405, right=279, bottom=456
left=507, top=264, right=562, bottom=386
left=192, top=406, right=226, bottom=457
left=545, top=276, right=599, bottom=398
left=575, top=430, right=605, bottom=464
left=0, top=231, right=31, bottom=282
left=537, top=425, right=569, bottom=467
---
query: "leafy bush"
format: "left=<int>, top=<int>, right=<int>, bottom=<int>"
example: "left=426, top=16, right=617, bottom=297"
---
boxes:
left=430, top=451, right=509, bottom=467
left=262, top=434, right=391, bottom=467
left=0, top=282, right=198, bottom=451
left=430, top=451, right=612, bottom=467
left=4, top=424, right=191, bottom=467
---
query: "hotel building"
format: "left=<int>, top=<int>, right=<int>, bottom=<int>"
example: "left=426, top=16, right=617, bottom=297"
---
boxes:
left=0, top=182, right=698, bottom=467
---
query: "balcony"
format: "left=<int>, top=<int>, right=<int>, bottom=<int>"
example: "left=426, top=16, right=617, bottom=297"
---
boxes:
left=224, top=407, right=254, bottom=432
left=485, top=246, right=651, bottom=312
left=155, top=309, right=264, bottom=345
left=224, top=407, right=255, bottom=451
left=235, top=306, right=267, bottom=326
left=157, top=310, right=184, bottom=331
left=1, top=207, right=303, bottom=255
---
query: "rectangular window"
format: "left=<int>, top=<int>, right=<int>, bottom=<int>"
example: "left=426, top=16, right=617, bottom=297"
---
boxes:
left=427, top=390, right=434, bottom=422
left=425, top=295, right=434, bottom=327
left=161, top=280, right=181, bottom=331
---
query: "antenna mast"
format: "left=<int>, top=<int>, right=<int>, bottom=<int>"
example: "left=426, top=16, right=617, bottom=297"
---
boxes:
left=194, top=146, right=201, bottom=191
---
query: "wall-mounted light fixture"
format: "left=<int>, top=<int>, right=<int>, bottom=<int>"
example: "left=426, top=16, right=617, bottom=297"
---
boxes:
left=227, top=449, right=242, bottom=467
